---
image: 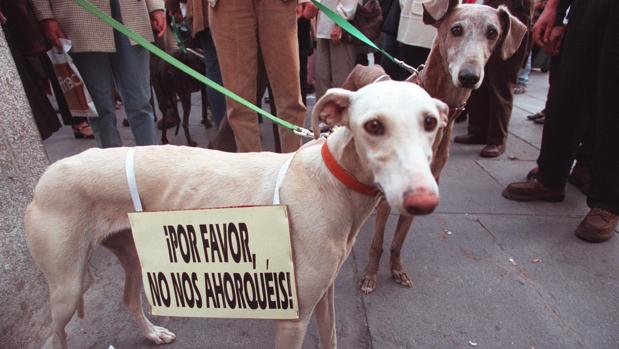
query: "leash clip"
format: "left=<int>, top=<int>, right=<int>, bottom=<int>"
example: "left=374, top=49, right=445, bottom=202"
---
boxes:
left=293, top=127, right=315, bottom=139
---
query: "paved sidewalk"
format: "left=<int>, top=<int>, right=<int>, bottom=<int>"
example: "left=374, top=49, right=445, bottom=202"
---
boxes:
left=40, top=71, right=619, bottom=349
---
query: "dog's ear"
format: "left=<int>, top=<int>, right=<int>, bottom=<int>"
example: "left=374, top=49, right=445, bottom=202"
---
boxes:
left=311, top=88, right=353, bottom=139
left=423, top=0, right=460, bottom=26
left=433, top=98, right=449, bottom=128
left=497, top=5, right=528, bottom=60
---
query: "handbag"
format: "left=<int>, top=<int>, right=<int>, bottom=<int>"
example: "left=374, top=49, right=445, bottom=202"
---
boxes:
left=47, top=40, right=98, bottom=117
left=342, top=0, right=384, bottom=46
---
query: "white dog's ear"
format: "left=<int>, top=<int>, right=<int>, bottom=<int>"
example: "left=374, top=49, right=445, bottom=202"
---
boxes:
left=311, top=88, right=353, bottom=139
left=433, top=98, right=449, bottom=128
left=423, top=0, right=460, bottom=26
left=497, top=5, right=527, bottom=60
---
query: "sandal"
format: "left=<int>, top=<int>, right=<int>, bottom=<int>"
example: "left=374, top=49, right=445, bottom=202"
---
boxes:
left=72, top=121, right=95, bottom=139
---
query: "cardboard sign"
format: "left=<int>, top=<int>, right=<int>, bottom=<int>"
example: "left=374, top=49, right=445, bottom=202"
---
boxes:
left=128, top=205, right=299, bottom=319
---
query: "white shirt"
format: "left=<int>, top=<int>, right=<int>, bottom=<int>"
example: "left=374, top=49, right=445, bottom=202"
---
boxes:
left=316, top=0, right=360, bottom=39
left=397, top=0, right=437, bottom=49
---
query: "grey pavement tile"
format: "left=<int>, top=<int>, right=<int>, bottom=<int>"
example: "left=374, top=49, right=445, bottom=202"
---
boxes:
left=351, top=213, right=619, bottom=349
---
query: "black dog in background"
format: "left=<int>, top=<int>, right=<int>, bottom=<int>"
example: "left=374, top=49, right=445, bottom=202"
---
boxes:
left=151, top=14, right=209, bottom=146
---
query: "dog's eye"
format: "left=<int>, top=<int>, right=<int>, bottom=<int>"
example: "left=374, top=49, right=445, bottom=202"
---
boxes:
left=487, top=27, right=498, bottom=40
left=424, top=116, right=438, bottom=132
left=364, top=120, right=384, bottom=135
left=451, top=25, right=463, bottom=37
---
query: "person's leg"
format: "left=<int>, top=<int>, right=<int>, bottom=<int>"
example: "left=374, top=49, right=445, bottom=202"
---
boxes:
left=381, top=34, right=402, bottom=80
left=109, top=0, right=156, bottom=146
left=586, top=0, right=619, bottom=215
left=199, top=29, right=227, bottom=129
left=485, top=40, right=527, bottom=148
left=455, top=78, right=489, bottom=144
left=515, top=52, right=531, bottom=93
left=536, top=0, right=599, bottom=187
left=257, top=0, right=307, bottom=152
left=71, top=52, right=122, bottom=148
left=329, top=42, right=358, bottom=90
left=314, top=39, right=332, bottom=100
left=209, top=0, right=261, bottom=152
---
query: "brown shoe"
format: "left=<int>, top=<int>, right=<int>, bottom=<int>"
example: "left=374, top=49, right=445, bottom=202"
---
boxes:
left=454, top=133, right=487, bottom=145
left=526, top=167, right=540, bottom=180
left=502, top=177, right=565, bottom=202
left=568, top=164, right=591, bottom=195
left=575, top=208, right=618, bottom=243
left=480, top=144, right=506, bottom=158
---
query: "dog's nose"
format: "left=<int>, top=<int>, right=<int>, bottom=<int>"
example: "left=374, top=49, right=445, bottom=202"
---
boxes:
left=458, top=71, right=480, bottom=88
left=403, top=189, right=439, bottom=215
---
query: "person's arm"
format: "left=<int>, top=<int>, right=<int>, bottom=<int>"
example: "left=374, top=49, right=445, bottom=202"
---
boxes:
left=146, top=0, right=166, bottom=38
left=30, top=0, right=65, bottom=49
left=532, top=0, right=558, bottom=46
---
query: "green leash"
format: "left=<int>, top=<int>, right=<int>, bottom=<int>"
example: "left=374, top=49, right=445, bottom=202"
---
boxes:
left=75, top=0, right=313, bottom=138
left=170, top=16, right=187, bottom=55
left=310, top=0, right=418, bottom=75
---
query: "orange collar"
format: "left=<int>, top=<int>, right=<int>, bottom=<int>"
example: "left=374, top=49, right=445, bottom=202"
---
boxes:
left=321, top=142, right=380, bottom=196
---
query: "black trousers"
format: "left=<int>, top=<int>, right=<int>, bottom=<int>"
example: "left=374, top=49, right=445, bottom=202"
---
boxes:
left=537, top=0, right=619, bottom=213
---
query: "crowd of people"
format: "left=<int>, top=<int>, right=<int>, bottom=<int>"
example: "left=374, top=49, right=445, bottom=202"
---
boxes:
left=1, top=0, right=617, bottom=241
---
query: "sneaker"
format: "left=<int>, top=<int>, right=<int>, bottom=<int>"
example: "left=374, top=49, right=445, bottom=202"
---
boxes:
left=502, top=177, right=565, bottom=202
left=575, top=208, right=618, bottom=243
left=514, top=83, right=527, bottom=94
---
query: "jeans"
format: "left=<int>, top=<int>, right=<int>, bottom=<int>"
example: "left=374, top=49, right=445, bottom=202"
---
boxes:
left=198, top=29, right=226, bottom=129
left=517, top=52, right=532, bottom=85
left=71, top=0, right=155, bottom=147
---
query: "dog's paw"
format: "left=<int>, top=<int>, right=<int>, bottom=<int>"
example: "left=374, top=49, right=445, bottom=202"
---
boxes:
left=146, top=325, right=176, bottom=345
left=391, top=268, right=413, bottom=288
left=359, top=273, right=378, bottom=295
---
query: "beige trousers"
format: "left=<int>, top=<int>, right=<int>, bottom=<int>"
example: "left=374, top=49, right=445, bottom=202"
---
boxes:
left=209, top=0, right=306, bottom=153
left=315, top=38, right=357, bottom=100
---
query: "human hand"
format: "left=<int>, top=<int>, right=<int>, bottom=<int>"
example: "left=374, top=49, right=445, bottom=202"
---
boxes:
left=150, top=10, right=166, bottom=38
left=302, top=3, right=320, bottom=19
left=330, top=25, right=342, bottom=44
left=532, top=1, right=557, bottom=46
left=40, top=19, right=66, bottom=49
left=543, top=25, right=565, bottom=56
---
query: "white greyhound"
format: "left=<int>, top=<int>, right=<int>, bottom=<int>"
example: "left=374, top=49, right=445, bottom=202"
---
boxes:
left=25, top=81, right=448, bottom=349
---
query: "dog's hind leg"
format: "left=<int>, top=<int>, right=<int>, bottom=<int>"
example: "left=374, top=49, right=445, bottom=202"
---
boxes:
left=102, top=230, right=176, bottom=345
left=359, top=198, right=390, bottom=294
left=275, top=317, right=311, bottom=349
left=180, top=94, right=197, bottom=146
left=314, top=284, right=337, bottom=349
left=41, top=269, right=87, bottom=349
left=390, top=215, right=415, bottom=288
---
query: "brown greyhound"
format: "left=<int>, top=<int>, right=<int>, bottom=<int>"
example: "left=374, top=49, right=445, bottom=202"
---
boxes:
left=346, top=0, right=528, bottom=294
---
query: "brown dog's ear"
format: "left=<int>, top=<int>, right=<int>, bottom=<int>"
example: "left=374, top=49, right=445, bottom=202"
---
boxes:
left=433, top=98, right=449, bottom=128
left=311, top=88, right=353, bottom=139
left=497, top=5, right=528, bottom=60
left=423, top=0, right=460, bottom=26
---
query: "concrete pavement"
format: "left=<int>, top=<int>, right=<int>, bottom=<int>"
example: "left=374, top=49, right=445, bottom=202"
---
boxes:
left=33, top=70, right=619, bottom=349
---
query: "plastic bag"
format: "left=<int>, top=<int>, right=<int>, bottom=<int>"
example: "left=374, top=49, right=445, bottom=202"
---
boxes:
left=47, top=39, right=98, bottom=117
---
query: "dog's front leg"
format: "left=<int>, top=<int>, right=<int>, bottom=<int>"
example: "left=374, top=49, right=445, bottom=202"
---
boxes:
left=359, top=198, right=390, bottom=294
left=390, top=215, right=415, bottom=288
left=314, top=284, right=337, bottom=349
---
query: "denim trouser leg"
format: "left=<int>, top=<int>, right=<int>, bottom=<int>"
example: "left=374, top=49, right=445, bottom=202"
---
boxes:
left=110, top=33, right=156, bottom=145
left=200, top=29, right=226, bottom=128
left=72, top=53, right=122, bottom=148
left=517, top=53, right=532, bottom=85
